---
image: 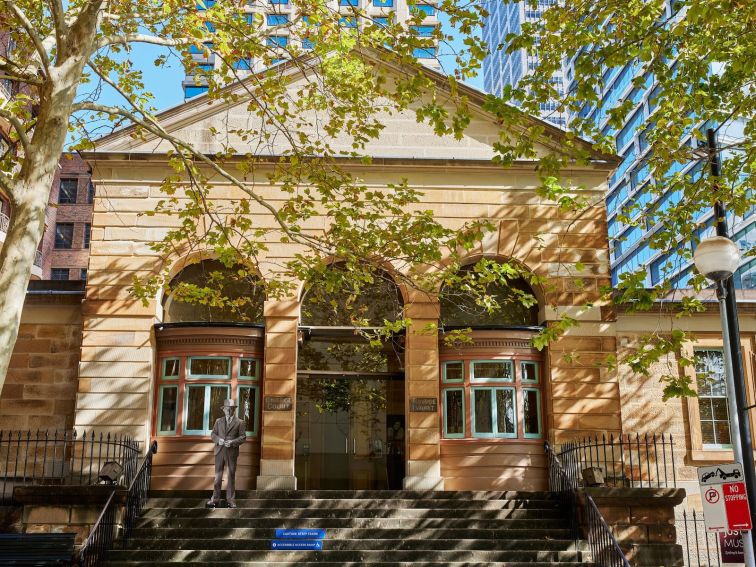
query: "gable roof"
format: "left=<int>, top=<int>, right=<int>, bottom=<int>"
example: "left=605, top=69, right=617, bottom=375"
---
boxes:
left=90, top=47, right=619, bottom=167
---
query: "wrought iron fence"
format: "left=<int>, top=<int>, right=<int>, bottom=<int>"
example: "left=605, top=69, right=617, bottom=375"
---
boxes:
left=0, top=430, right=141, bottom=503
left=678, top=509, right=737, bottom=567
left=545, top=440, right=630, bottom=567
left=79, top=441, right=157, bottom=567
left=557, top=433, right=676, bottom=489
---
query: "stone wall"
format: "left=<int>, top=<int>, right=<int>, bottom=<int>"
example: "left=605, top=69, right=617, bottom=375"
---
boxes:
left=1, top=290, right=83, bottom=431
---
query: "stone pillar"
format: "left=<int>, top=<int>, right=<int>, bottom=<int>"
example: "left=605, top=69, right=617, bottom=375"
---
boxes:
left=256, top=298, right=299, bottom=490
left=583, top=487, right=686, bottom=567
left=403, top=298, right=443, bottom=490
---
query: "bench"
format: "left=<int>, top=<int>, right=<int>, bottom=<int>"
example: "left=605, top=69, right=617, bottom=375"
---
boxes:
left=0, top=533, right=76, bottom=565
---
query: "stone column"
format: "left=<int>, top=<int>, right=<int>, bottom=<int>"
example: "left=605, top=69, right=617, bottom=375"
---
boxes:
left=256, top=298, right=299, bottom=490
left=403, top=298, right=444, bottom=490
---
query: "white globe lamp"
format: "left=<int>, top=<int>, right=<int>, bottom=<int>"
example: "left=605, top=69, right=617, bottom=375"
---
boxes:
left=693, top=236, right=741, bottom=282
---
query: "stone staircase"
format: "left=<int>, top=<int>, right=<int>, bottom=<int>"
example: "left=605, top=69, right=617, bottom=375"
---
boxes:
left=104, top=490, right=593, bottom=566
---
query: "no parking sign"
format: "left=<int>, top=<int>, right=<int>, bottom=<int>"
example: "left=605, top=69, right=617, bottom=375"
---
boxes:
left=698, top=463, right=752, bottom=532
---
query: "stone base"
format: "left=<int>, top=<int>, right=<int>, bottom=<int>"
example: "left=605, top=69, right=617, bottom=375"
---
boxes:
left=403, top=475, right=444, bottom=490
left=628, top=543, right=684, bottom=566
left=256, top=475, right=297, bottom=490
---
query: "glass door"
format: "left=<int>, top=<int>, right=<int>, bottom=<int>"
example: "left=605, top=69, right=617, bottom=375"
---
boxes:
left=296, top=374, right=404, bottom=490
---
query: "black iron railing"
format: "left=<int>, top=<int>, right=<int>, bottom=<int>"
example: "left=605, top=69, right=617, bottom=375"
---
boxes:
left=79, top=441, right=157, bottom=567
left=679, top=509, right=730, bottom=567
left=0, top=430, right=141, bottom=503
left=557, top=433, right=676, bottom=489
left=545, top=440, right=630, bottom=567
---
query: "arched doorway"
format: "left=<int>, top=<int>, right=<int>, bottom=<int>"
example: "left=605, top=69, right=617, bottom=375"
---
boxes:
left=152, top=260, right=265, bottom=490
left=295, top=266, right=406, bottom=489
left=438, top=261, right=548, bottom=490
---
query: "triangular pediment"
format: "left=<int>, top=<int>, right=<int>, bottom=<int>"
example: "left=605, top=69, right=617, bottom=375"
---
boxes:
left=93, top=50, right=616, bottom=166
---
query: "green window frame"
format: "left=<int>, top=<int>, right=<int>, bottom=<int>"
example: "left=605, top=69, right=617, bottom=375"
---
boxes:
left=161, top=358, right=180, bottom=380
left=442, top=360, right=464, bottom=383
left=522, top=388, right=542, bottom=439
left=187, top=356, right=231, bottom=379
left=442, top=388, right=465, bottom=439
left=521, top=361, right=539, bottom=383
left=184, top=384, right=230, bottom=435
left=237, top=385, right=260, bottom=436
left=157, top=385, right=179, bottom=435
left=470, top=360, right=514, bottom=383
left=239, top=357, right=260, bottom=380
left=471, top=387, right=517, bottom=438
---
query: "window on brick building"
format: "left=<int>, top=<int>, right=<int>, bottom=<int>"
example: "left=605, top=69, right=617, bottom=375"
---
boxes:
left=87, top=182, right=95, bottom=204
left=80, top=269, right=88, bottom=281
left=695, top=349, right=731, bottom=448
left=83, top=223, right=91, bottom=249
left=58, top=178, right=78, bottom=204
left=51, top=268, right=70, bottom=280
left=54, top=223, right=73, bottom=249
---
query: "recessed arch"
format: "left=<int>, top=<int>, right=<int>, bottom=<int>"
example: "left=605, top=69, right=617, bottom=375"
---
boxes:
left=162, top=259, right=265, bottom=324
left=440, top=258, right=541, bottom=328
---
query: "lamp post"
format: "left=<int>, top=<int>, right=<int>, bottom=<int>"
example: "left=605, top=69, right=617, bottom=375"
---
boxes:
left=694, top=237, right=755, bottom=567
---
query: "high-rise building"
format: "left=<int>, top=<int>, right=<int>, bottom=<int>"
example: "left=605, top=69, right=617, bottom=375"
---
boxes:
left=481, top=0, right=566, bottom=128
left=185, top=0, right=441, bottom=99
left=483, top=1, right=754, bottom=289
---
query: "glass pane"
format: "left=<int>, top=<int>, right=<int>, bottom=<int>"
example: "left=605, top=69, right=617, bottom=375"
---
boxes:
left=186, top=387, right=206, bottom=431
left=523, top=390, right=540, bottom=436
left=239, top=387, right=257, bottom=431
left=445, top=390, right=463, bottom=435
left=522, top=362, right=538, bottom=382
left=159, top=387, right=178, bottom=433
left=163, top=358, right=180, bottom=378
left=712, top=398, right=729, bottom=421
left=190, top=357, right=230, bottom=377
left=210, top=386, right=228, bottom=425
left=444, top=362, right=463, bottom=382
left=496, top=389, right=515, bottom=434
left=240, top=358, right=258, bottom=378
left=474, top=390, right=493, bottom=433
left=715, top=421, right=731, bottom=446
left=473, top=361, right=512, bottom=381
left=701, top=422, right=716, bottom=445
left=696, top=350, right=726, bottom=396
left=699, top=399, right=713, bottom=420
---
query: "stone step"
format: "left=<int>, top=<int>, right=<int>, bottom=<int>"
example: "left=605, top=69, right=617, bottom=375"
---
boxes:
left=105, top=562, right=594, bottom=567
left=149, top=490, right=558, bottom=501
left=126, top=537, right=586, bottom=552
left=105, top=549, right=588, bottom=562
left=134, top=517, right=573, bottom=534
left=145, top=498, right=560, bottom=510
left=139, top=507, right=562, bottom=520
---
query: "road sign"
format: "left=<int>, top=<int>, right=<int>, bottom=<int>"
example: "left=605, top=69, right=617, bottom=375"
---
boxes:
left=699, top=463, right=753, bottom=532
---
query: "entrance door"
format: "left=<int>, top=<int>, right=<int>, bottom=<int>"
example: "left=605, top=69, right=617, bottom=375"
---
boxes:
left=295, top=373, right=404, bottom=490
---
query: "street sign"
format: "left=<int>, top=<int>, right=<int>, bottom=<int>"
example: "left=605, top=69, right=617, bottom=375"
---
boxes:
left=719, top=531, right=745, bottom=564
left=699, top=463, right=753, bottom=532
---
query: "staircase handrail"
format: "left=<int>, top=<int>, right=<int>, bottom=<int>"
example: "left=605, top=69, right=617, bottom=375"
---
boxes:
left=545, top=440, right=630, bottom=567
left=79, top=441, right=157, bottom=567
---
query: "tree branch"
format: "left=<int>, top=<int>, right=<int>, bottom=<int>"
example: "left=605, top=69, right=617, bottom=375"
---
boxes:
left=4, top=0, right=52, bottom=73
left=0, top=108, right=32, bottom=157
left=95, top=33, right=189, bottom=52
left=0, top=57, right=43, bottom=84
left=46, top=0, right=67, bottom=51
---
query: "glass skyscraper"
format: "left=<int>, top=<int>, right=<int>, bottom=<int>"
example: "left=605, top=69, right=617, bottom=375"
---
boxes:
left=482, top=2, right=754, bottom=289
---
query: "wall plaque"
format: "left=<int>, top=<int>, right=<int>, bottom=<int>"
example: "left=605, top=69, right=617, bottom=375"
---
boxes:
left=264, top=396, right=292, bottom=411
left=410, top=397, right=438, bottom=412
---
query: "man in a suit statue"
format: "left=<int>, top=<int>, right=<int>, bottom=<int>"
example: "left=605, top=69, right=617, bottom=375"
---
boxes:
left=208, top=398, right=246, bottom=508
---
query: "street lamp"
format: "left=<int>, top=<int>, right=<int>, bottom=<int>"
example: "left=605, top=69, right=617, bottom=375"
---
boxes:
left=694, top=235, right=755, bottom=567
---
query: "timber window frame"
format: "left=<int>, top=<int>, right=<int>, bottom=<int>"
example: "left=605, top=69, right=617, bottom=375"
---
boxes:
left=442, top=388, right=465, bottom=438
left=471, top=386, right=517, bottom=439
left=237, top=385, right=260, bottom=436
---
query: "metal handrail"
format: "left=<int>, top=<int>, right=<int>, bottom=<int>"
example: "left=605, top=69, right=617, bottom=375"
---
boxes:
left=79, top=441, right=157, bottom=567
left=545, top=440, right=630, bottom=567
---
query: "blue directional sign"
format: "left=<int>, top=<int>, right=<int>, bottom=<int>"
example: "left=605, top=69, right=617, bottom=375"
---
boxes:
left=271, top=539, right=323, bottom=550
left=275, top=529, right=326, bottom=539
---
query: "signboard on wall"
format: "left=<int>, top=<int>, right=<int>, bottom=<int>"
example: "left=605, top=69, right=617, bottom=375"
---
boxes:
left=410, top=397, right=438, bottom=412
left=264, top=396, right=292, bottom=411
left=698, top=463, right=753, bottom=532
left=719, top=531, right=744, bottom=564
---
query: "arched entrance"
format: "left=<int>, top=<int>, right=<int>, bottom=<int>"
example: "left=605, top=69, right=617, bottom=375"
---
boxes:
left=151, top=260, right=265, bottom=490
left=295, top=267, right=406, bottom=489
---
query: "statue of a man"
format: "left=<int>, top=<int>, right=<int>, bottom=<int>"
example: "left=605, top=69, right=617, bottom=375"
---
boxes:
left=208, top=398, right=246, bottom=508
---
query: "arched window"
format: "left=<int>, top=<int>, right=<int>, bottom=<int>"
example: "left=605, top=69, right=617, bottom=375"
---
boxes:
left=440, top=263, right=539, bottom=328
left=300, top=265, right=403, bottom=327
left=163, top=259, right=265, bottom=323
